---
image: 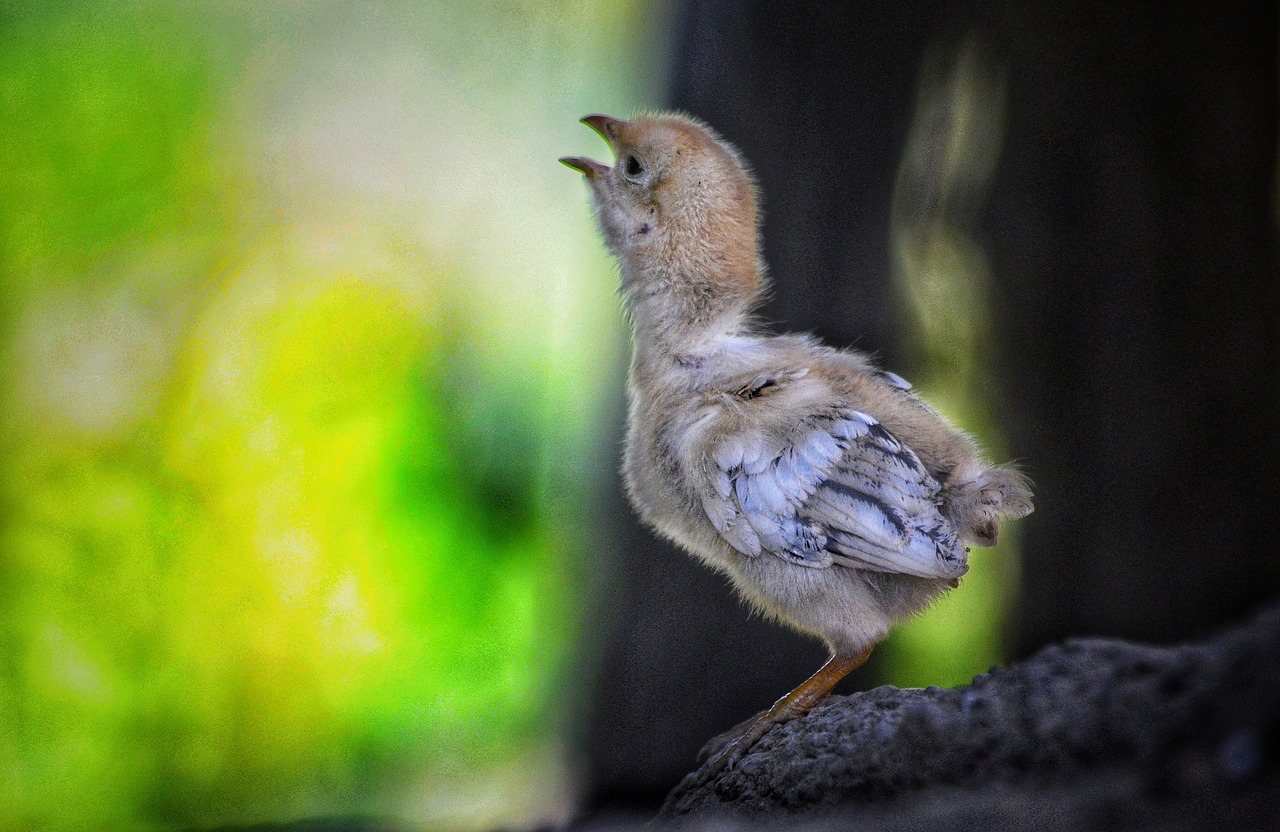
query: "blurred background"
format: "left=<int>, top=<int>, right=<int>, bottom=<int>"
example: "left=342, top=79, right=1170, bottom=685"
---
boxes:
left=0, top=1, right=1275, bottom=830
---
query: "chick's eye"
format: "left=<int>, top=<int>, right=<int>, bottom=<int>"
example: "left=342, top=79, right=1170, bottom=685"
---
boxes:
left=625, top=155, right=643, bottom=177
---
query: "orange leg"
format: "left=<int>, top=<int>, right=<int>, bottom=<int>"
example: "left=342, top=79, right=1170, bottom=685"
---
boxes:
left=694, top=642, right=877, bottom=784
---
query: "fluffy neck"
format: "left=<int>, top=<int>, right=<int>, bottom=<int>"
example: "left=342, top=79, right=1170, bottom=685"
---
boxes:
left=619, top=230, right=763, bottom=377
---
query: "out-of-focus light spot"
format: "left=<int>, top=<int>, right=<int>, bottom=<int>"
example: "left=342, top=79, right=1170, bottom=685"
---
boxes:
left=41, top=623, right=107, bottom=700
left=321, top=574, right=383, bottom=656
left=12, top=282, right=173, bottom=439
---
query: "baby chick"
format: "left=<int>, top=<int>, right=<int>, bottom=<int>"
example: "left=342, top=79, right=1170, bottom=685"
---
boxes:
left=561, top=113, right=1033, bottom=777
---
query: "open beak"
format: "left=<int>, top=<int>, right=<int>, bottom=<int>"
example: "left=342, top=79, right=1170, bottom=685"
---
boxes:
left=559, top=114, right=627, bottom=178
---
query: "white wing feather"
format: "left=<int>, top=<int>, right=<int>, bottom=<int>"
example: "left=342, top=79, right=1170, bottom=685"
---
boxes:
left=703, top=408, right=967, bottom=579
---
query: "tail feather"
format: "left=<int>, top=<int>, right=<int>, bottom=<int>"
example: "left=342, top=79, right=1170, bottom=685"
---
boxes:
left=945, top=463, right=1034, bottom=547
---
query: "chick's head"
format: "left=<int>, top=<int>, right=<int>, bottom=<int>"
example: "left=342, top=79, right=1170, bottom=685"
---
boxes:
left=561, top=113, right=759, bottom=277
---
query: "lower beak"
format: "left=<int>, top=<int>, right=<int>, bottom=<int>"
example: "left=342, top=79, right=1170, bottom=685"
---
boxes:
left=559, top=156, right=610, bottom=178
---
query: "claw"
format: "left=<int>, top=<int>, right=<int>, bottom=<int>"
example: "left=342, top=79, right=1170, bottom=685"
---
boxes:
left=697, top=709, right=763, bottom=762
left=690, top=712, right=779, bottom=788
left=687, top=644, right=878, bottom=787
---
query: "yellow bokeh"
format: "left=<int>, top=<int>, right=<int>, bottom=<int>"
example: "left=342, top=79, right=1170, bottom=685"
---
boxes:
left=0, top=1, right=654, bottom=828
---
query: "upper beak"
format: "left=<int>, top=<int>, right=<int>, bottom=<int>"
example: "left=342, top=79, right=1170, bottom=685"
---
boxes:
left=559, top=114, right=627, bottom=178
left=581, top=114, right=625, bottom=143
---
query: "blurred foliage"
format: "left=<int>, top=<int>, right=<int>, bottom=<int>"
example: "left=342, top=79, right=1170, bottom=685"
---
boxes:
left=0, top=1, right=651, bottom=829
left=883, top=40, right=1021, bottom=687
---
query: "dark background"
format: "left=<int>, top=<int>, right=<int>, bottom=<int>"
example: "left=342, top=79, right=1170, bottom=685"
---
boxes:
left=582, top=0, right=1280, bottom=815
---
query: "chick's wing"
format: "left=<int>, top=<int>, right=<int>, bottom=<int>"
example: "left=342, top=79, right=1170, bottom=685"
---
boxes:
left=702, top=407, right=968, bottom=579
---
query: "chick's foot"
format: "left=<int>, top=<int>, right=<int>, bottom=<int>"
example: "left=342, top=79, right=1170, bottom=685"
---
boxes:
left=691, top=644, right=877, bottom=786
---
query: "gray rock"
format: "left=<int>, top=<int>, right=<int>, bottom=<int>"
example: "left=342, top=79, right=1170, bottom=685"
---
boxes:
left=657, top=602, right=1280, bottom=827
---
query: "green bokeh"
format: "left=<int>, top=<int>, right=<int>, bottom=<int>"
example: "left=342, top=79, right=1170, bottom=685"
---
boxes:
left=881, top=41, right=1020, bottom=689
left=0, top=1, right=648, bottom=828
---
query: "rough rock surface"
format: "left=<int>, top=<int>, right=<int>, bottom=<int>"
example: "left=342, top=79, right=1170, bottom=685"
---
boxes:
left=656, top=601, right=1280, bottom=827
